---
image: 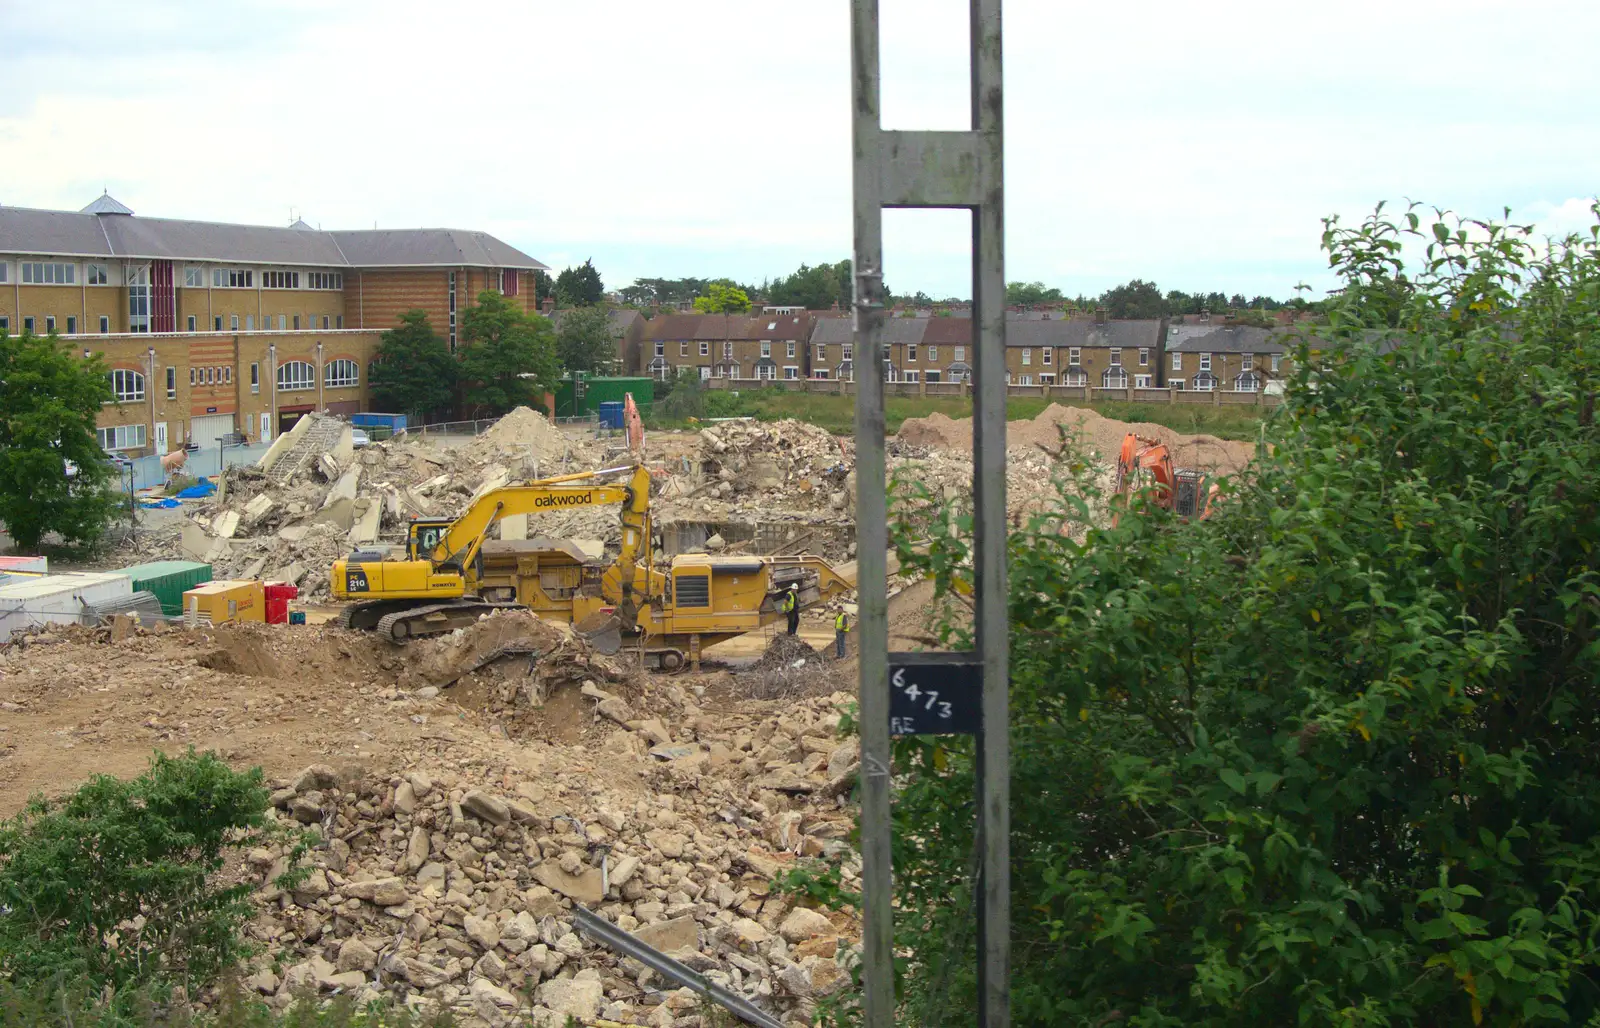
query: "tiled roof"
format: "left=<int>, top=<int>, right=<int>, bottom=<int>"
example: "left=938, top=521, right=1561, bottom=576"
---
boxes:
left=812, top=315, right=1163, bottom=349
left=642, top=313, right=813, bottom=342
left=1166, top=324, right=1290, bottom=354
left=0, top=201, right=547, bottom=270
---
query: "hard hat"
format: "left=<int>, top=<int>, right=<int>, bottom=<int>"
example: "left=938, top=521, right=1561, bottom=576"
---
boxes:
left=789, top=583, right=798, bottom=590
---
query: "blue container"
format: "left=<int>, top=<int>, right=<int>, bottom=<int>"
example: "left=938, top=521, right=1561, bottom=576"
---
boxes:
left=288, top=611, right=307, bottom=625
left=351, top=413, right=408, bottom=432
left=597, top=402, right=625, bottom=429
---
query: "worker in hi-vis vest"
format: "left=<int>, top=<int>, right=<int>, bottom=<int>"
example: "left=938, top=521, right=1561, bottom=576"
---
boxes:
left=782, top=583, right=800, bottom=636
left=834, top=609, right=850, bottom=659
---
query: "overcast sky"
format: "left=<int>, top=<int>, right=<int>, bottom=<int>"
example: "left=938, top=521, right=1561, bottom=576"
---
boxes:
left=2, top=0, right=1596, bottom=301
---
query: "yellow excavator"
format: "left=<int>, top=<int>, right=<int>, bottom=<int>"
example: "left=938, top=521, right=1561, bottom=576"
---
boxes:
left=330, top=464, right=854, bottom=669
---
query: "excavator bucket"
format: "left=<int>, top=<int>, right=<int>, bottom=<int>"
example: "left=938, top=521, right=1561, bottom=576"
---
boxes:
left=575, top=609, right=623, bottom=654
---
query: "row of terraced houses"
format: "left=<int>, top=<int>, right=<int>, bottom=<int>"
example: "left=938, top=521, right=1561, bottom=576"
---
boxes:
left=0, top=194, right=547, bottom=457
left=632, top=308, right=1294, bottom=394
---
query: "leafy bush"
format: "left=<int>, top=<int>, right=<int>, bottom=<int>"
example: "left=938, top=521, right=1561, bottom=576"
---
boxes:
left=0, top=981, right=454, bottom=1027
left=883, top=204, right=1600, bottom=1024
left=0, top=749, right=297, bottom=992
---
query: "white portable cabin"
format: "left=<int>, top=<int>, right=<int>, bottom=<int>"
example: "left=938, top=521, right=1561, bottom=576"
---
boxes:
left=0, top=572, right=133, bottom=642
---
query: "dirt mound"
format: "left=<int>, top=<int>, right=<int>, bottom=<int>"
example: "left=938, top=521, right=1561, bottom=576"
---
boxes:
left=896, top=402, right=1256, bottom=474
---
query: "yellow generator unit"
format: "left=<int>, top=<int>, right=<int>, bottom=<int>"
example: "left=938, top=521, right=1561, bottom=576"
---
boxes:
left=183, top=580, right=266, bottom=627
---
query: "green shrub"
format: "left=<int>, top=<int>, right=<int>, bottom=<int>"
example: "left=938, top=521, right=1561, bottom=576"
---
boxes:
left=882, top=204, right=1600, bottom=1024
left=0, top=749, right=296, bottom=992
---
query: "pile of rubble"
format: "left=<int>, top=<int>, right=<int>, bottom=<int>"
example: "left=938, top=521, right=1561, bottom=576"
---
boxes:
left=166, top=411, right=625, bottom=602
left=240, top=678, right=862, bottom=1026
left=661, top=420, right=854, bottom=518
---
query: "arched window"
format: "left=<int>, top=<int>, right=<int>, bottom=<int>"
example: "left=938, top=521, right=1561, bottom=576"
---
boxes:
left=1101, top=366, right=1128, bottom=388
left=108, top=369, right=145, bottom=402
left=277, top=360, right=315, bottom=391
left=324, top=359, right=359, bottom=387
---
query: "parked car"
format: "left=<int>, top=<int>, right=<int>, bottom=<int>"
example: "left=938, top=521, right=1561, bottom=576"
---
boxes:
left=350, top=429, right=370, bottom=449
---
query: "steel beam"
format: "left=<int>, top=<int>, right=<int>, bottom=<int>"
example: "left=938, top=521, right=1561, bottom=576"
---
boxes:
left=851, top=1, right=1009, bottom=1027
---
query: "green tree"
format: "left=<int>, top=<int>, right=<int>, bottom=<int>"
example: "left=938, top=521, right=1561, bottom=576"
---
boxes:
left=874, top=203, right=1600, bottom=1025
left=0, top=329, right=125, bottom=552
left=368, top=310, right=456, bottom=419
left=554, top=258, right=605, bottom=307
left=693, top=282, right=752, bottom=314
left=1099, top=277, right=1166, bottom=318
left=458, top=290, right=558, bottom=415
left=555, top=305, right=619, bottom=375
left=532, top=269, right=554, bottom=307
left=1005, top=280, right=1065, bottom=305
left=0, top=749, right=298, bottom=991
left=766, top=261, right=853, bottom=310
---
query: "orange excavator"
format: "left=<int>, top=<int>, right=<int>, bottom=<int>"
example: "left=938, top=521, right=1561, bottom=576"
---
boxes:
left=1113, top=434, right=1218, bottom=521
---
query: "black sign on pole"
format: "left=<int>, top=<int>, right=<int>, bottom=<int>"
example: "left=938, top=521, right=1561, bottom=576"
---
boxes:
left=888, top=652, right=982, bottom=736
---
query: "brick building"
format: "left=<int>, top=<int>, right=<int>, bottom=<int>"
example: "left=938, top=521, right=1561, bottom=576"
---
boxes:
left=641, top=312, right=815, bottom=381
left=0, top=194, right=547, bottom=455
left=1164, top=319, right=1291, bottom=392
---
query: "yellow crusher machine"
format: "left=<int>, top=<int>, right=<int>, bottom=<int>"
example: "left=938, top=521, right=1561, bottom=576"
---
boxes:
left=330, top=464, right=853, bottom=669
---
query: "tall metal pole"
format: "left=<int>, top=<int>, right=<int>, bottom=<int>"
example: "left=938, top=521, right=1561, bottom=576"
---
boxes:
left=852, top=2, right=1008, bottom=1026
left=849, top=4, right=893, bottom=1026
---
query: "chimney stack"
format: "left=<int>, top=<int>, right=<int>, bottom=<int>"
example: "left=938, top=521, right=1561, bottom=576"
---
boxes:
left=541, top=297, right=555, bottom=315
left=1094, top=306, right=1108, bottom=324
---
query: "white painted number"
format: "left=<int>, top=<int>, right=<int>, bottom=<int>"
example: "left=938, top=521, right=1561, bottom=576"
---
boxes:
left=924, top=690, right=940, bottom=711
left=892, top=667, right=957, bottom=720
left=939, top=702, right=952, bottom=718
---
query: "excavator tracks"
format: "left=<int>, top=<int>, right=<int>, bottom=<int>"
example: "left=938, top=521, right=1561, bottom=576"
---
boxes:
left=370, top=601, right=528, bottom=643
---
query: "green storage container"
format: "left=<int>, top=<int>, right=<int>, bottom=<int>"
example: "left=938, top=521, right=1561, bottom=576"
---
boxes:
left=115, top=560, right=213, bottom=616
left=579, top=377, right=654, bottom=415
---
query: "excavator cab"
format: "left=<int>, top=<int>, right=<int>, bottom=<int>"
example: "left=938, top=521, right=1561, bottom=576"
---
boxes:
left=406, top=519, right=452, bottom=561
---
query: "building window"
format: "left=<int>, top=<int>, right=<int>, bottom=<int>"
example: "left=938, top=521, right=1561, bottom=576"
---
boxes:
left=45, top=316, right=56, bottom=333
left=212, top=269, right=254, bottom=288
left=166, top=367, right=176, bottom=398
left=784, top=366, right=799, bottom=380
left=1042, top=347, right=1052, bottom=366
left=184, top=315, right=195, bottom=332
left=448, top=271, right=458, bottom=351
left=190, top=368, right=195, bottom=386
left=292, top=315, right=300, bottom=330
left=184, top=267, right=204, bottom=288
left=108, top=369, right=145, bottom=402
left=65, top=316, right=76, bottom=334
left=1139, top=348, right=1149, bottom=366
left=1241, top=353, right=1254, bottom=371
left=842, top=343, right=853, bottom=360
left=86, top=264, right=108, bottom=285
left=1019, top=375, right=1032, bottom=386
left=907, top=344, right=917, bottom=362
left=1271, top=353, right=1282, bottom=372
left=954, top=346, right=964, bottom=362
left=250, top=362, right=260, bottom=394
left=1172, top=379, right=1185, bottom=390
left=724, top=341, right=734, bottom=359
left=904, top=370, right=920, bottom=383
left=761, top=341, right=771, bottom=358
left=224, top=366, right=232, bottom=384
left=699, top=341, right=709, bottom=356
left=322, top=315, right=330, bottom=330
left=22, top=262, right=76, bottom=284
left=24, top=317, right=35, bottom=334
left=336, top=315, right=343, bottom=329
left=1172, top=351, right=1183, bottom=372
left=0, top=264, right=6, bottom=284
left=230, top=315, right=240, bottom=331
left=1194, top=372, right=1216, bottom=392
left=308, top=271, right=343, bottom=290
left=1135, top=374, right=1152, bottom=388
left=325, top=359, right=359, bottom=388
left=1199, top=352, right=1212, bottom=372
left=928, top=346, right=937, bottom=362
left=263, top=270, right=301, bottom=289
left=787, top=340, right=796, bottom=358
left=1021, top=348, right=1030, bottom=365
left=0, top=316, right=7, bottom=331
left=654, top=341, right=665, bottom=357
left=1068, top=346, right=1081, bottom=366
left=277, top=360, right=315, bottom=391
left=680, top=341, right=689, bottom=357
left=1039, top=373, right=1055, bottom=385
left=1102, top=366, right=1128, bottom=388
left=214, top=316, right=222, bottom=331
left=1110, top=348, right=1122, bottom=367
left=97, top=424, right=146, bottom=451
left=1234, top=372, right=1259, bottom=392
left=246, top=315, right=255, bottom=331
left=1064, top=369, right=1087, bottom=387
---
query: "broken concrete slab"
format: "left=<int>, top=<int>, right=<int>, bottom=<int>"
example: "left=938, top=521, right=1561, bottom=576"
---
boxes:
left=213, top=510, right=240, bottom=539
left=242, top=494, right=276, bottom=526
left=348, top=498, right=381, bottom=545
left=323, top=466, right=362, bottom=507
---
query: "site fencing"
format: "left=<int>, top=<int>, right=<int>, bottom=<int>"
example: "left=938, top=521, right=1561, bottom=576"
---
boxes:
left=699, top=375, right=1284, bottom=406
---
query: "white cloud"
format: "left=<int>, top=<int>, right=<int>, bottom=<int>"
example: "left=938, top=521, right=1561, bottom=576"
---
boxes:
left=1, top=0, right=1597, bottom=300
